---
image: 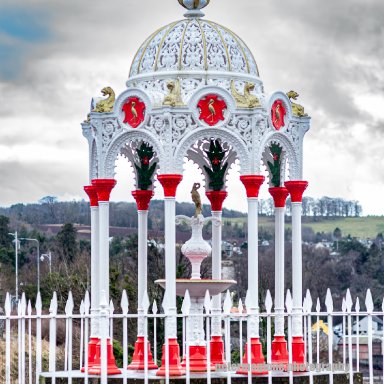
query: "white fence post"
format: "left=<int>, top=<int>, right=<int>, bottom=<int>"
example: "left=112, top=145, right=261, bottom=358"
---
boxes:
left=35, top=293, right=42, bottom=384
left=345, top=289, right=353, bottom=384
left=365, top=289, right=374, bottom=384
left=121, top=290, right=129, bottom=384
left=49, top=292, right=58, bottom=382
left=325, top=288, right=334, bottom=384
left=5, top=293, right=11, bottom=384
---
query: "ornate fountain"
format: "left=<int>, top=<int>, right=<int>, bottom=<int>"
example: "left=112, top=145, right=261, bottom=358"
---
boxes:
left=156, top=183, right=236, bottom=372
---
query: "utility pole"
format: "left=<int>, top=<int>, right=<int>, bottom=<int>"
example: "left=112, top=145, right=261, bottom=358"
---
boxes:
left=8, top=231, right=19, bottom=303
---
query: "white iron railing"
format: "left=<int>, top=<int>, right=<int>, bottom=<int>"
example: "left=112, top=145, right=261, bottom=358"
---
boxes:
left=0, top=288, right=381, bottom=383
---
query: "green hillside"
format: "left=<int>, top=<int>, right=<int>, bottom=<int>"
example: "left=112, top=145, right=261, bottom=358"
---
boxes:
left=225, top=216, right=384, bottom=239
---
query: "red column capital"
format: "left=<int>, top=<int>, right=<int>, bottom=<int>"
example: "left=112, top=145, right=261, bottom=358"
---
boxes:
left=84, top=185, right=99, bottom=207
left=284, top=181, right=308, bottom=203
left=206, top=191, right=228, bottom=211
left=132, top=190, right=154, bottom=211
left=240, top=175, right=265, bottom=198
left=157, top=174, right=183, bottom=198
left=269, top=187, right=289, bottom=208
left=91, top=179, right=117, bottom=202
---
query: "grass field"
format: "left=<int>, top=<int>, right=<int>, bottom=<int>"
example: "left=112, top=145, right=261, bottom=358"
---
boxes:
left=224, top=216, right=384, bottom=239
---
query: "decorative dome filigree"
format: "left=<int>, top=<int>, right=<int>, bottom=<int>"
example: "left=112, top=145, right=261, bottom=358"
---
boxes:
left=129, top=19, right=259, bottom=80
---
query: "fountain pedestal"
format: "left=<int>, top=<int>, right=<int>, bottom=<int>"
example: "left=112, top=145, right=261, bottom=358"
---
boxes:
left=156, top=213, right=235, bottom=372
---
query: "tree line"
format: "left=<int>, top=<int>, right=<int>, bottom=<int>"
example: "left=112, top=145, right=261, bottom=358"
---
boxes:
left=259, top=196, right=362, bottom=217
left=0, top=195, right=362, bottom=230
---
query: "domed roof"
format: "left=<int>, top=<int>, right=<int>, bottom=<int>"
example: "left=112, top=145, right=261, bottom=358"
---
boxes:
left=129, top=18, right=259, bottom=80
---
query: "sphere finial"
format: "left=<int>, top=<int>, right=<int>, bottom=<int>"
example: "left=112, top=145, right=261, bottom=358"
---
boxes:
left=178, top=0, right=210, bottom=18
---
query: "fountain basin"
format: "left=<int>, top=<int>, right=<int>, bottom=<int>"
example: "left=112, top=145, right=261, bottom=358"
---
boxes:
left=155, top=279, right=236, bottom=298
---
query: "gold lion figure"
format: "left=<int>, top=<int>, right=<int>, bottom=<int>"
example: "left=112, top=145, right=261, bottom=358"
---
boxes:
left=93, top=87, right=116, bottom=113
left=231, top=80, right=261, bottom=108
left=163, top=80, right=184, bottom=107
left=287, top=90, right=308, bottom=117
left=191, top=183, right=202, bottom=217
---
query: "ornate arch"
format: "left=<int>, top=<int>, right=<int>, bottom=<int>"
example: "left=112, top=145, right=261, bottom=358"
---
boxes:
left=102, top=130, right=165, bottom=179
left=257, top=132, right=300, bottom=181
left=174, top=127, right=251, bottom=175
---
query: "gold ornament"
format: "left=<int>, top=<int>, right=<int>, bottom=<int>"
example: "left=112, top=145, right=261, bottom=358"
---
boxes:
left=93, top=87, right=115, bottom=113
left=163, top=80, right=184, bottom=107
left=286, top=90, right=308, bottom=117
left=178, top=0, right=210, bottom=10
left=230, top=81, right=261, bottom=108
left=191, top=183, right=202, bottom=217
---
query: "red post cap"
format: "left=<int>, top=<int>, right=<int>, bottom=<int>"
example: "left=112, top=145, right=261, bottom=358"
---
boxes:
left=206, top=190, right=228, bottom=211
left=84, top=185, right=99, bottom=207
left=269, top=187, right=289, bottom=208
left=132, top=190, right=154, bottom=211
left=240, top=175, right=265, bottom=198
left=157, top=174, right=183, bottom=197
left=91, top=179, right=117, bottom=202
left=284, top=181, right=308, bottom=203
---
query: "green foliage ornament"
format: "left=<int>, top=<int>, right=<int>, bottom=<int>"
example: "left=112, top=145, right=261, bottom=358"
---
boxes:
left=267, top=144, right=282, bottom=187
left=203, top=139, right=228, bottom=191
left=134, top=143, right=157, bottom=191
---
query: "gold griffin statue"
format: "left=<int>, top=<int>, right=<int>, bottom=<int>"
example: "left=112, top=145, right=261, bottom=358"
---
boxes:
left=191, top=183, right=202, bottom=217
left=286, top=90, right=308, bottom=117
left=163, top=80, right=184, bottom=107
left=231, top=80, right=261, bottom=108
left=93, top=87, right=116, bottom=113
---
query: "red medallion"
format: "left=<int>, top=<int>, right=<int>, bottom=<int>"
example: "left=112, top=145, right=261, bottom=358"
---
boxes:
left=197, top=94, right=227, bottom=126
left=122, top=97, right=146, bottom=128
left=271, top=100, right=287, bottom=130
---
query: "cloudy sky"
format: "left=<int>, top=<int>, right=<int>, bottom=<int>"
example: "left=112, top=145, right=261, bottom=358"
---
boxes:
left=0, top=0, right=383, bottom=214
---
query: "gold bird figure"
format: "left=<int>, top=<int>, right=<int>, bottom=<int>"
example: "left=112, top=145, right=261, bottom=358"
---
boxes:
left=131, top=101, right=138, bottom=123
left=208, top=99, right=216, bottom=123
left=191, top=183, right=202, bottom=217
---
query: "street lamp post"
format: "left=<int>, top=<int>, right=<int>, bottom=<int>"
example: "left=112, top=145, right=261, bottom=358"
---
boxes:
left=8, top=231, right=19, bottom=302
left=20, top=238, right=40, bottom=293
left=40, top=252, right=52, bottom=274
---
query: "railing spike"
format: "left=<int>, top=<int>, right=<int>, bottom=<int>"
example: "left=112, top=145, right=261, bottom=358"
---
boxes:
left=316, top=298, right=321, bottom=313
left=49, top=292, right=58, bottom=315
left=204, top=290, right=212, bottom=313
left=345, top=289, right=353, bottom=312
left=265, top=290, right=273, bottom=314
left=80, top=300, right=85, bottom=315
left=84, top=291, right=90, bottom=314
left=325, top=288, right=333, bottom=313
left=355, top=297, right=360, bottom=313
left=27, top=300, right=32, bottom=316
left=342, top=298, right=346, bottom=313
left=35, top=292, right=42, bottom=316
left=365, top=289, right=374, bottom=313
left=181, top=289, right=191, bottom=315
left=65, top=291, right=74, bottom=315
left=223, top=290, right=232, bottom=314
left=121, top=289, right=129, bottom=315
left=238, top=298, right=244, bottom=314
left=285, top=289, right=293, bottom=313
left=4, top=292, right=11, bottom=315
left=306, top=289, right=313, bottom=311
left=109, top=299, right=115, bottom=315
left=152, top=299, right=158, bottom=314
left=21, top=292, right=26, bottom=316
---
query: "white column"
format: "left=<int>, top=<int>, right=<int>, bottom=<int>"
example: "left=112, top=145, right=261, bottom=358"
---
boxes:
left=211, top=210, right=222, bottom=336
left=247, top=198, right=260, bottom=337
left=291, top=202, right=303, bottom=337
left=98, top=201, right=111, bottom=311
left=90, top=205, right=100, bottom=338
left=164, top=197, right=177, bottom=339
left=137, top=210, right=148, bottom=336
left=274, top=206, right=285, bottom=336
